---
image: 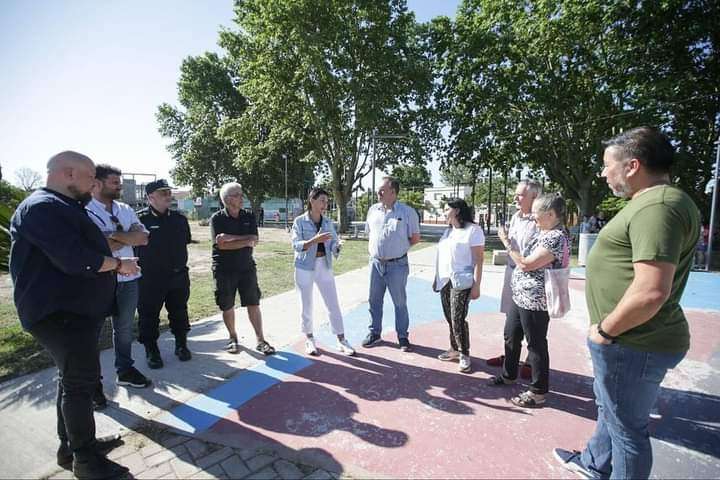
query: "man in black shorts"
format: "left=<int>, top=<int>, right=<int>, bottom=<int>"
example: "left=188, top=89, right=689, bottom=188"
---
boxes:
left=211, top=182, right=276, bottom=355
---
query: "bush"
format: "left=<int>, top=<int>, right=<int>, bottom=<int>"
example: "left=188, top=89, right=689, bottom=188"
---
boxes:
left=0, top=181, right=28, bottom=272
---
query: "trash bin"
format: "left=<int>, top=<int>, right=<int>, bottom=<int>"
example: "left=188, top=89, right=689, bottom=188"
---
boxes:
left=578, top=233, right=599, bottom=266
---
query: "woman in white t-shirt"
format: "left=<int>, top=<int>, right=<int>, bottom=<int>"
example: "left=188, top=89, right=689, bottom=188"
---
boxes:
left=433, top=198, right=485, bottom=373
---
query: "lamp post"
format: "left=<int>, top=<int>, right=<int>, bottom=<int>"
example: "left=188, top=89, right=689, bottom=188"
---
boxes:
left=706, top=137, right=720, bottom=271
left=284, top=153, right=289, bottom=231
left=370, top=130, right=409, bottom=203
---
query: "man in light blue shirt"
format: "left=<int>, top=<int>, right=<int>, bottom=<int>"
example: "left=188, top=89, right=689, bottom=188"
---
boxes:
left=362, top=176, right=420, bottom=351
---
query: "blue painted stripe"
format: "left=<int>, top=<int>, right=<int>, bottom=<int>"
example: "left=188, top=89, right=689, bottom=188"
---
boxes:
left=160, top=351, right=313, bottom=433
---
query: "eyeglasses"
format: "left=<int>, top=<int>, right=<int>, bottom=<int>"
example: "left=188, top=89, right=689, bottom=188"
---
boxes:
left=110, top=214, right=124, bottom=232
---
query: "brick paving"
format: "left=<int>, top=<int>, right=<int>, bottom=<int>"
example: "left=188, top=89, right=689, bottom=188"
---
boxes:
left=44, top=426, right=344, bottom=480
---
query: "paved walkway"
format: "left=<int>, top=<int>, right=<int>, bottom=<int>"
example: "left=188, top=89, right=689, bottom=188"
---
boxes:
left=1, top=246, right=719, bottom=479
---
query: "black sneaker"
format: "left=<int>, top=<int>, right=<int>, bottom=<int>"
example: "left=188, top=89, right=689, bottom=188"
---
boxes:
left=553, top=448, right=596, bottom=479
left=398, top=337, right=412, bottom=352
left=361, top=332, right=382, bottom=348
left=57, top=434, right=123, bottom=467
left=117, top=367, right=151, bottom=388
left=73, top=452, right=129, bottom=480
left=175, top=345, right=192, bottom=361
left=145, top=343, right=164, bottom=369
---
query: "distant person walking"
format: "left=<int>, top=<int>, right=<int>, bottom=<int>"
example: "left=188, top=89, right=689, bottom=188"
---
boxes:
left=554, top=127, right=700, bottom=479
left=362, top=176, right=420, bottom=352
left=291, top=187, right=356, bottom=356
left=10, top=151, right=134, bottom=478
left=433, top=198, right=485, bottom=373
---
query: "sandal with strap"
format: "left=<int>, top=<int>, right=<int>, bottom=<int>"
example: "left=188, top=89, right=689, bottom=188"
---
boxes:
left=511, top=390, right=545, bottom=408
left=256, top=341, right=276, bottom=356
left=487, top=375, right=516, bottom=386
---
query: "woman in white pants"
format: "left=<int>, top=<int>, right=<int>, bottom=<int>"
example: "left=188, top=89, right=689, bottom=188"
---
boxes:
left=291, top=187, right=355, bottom=356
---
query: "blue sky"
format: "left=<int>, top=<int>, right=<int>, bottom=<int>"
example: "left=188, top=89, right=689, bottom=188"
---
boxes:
left=1, top=0, right=459, bottom=190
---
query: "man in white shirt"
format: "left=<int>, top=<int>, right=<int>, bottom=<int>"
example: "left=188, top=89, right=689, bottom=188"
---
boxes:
left=87, top=165, right=151, bottom=397
left=490, top=180, right=541, bottom=373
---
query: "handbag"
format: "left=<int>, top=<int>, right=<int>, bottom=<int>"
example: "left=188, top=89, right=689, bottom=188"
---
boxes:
left=544, top=235, right=571, bottom=318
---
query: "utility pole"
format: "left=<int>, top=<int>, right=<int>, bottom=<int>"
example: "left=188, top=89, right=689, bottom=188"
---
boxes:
left=284, top=153, right=289, bottom=231
left=706, top=136, right=720, bottom=271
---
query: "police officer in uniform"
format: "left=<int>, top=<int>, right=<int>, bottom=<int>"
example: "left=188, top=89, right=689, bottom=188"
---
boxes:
left=136, top=179, right=192, bottom=368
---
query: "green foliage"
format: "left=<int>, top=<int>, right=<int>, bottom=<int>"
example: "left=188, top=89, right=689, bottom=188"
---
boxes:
left=391, top=164, right=432, bottom=192
left=220, top=0, right=434, bottom=231
left=0, top=181, right=28, bottom=272
left=431, top=0, right=719, bottom=217
left=598, top=196, right=629, bottom=220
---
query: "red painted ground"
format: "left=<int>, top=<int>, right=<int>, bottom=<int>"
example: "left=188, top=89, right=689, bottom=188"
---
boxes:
left=206, top=312, right=605, bottom=478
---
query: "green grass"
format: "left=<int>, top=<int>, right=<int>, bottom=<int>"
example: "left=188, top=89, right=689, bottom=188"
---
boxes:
left=0, top=238, right=426, bottom=381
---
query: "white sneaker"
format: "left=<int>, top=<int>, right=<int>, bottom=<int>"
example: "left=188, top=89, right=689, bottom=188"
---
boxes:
left=459, top=353, right=471, bottom=373
left=305, top=337, right=319, bottom=356
left=337, top=338, right=356, bottom=356
left=438, top=349, right=460, bottom=362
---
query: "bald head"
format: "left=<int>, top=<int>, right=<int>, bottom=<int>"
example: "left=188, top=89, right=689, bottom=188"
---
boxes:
left=47, top=151, right=93, bottom=173
left=45, top=151, right=96, bottom=203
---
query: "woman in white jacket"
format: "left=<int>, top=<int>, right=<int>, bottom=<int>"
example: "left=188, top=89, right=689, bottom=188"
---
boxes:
left=433, top=198, right=485, bottom=373
left=291, top=187, right=355, bottom=356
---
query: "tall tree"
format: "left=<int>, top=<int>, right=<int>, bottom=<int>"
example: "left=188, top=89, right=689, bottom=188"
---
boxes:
left=390, top=164, right=432, bottom=192
left=433, top=0, right=719, bottom=216
left=220, top=0, right=433, bottom=231
left=14, top=167, right=43, bottom=191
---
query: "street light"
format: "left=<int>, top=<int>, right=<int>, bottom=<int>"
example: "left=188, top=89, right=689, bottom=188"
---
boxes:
left=370, top=130, right=409, bottom=202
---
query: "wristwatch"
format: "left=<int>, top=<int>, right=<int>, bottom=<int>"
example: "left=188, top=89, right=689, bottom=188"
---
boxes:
left=597, top=322, right=617, bottom=343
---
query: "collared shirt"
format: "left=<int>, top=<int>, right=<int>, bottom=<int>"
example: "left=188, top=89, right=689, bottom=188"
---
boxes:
left=10, top=188, right=115, bottom=330
left=86, top=197, right=148, bottom=282
left=210, top=208, right=257, bottom=272
left=506, top=211, right=539, bottom=269
left=136, top=206, right=191, bottom=276
left=365, top=201, right=420, bottom=260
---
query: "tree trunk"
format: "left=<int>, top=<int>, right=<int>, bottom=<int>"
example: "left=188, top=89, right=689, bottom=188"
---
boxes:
left=335, top=188, right=350, bottom=233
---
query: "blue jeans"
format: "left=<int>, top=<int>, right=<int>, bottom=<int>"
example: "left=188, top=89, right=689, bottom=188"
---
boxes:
left=581, top=339, right=685, bottom=479
left=112, top=279, right=139, bottom=374
left=368, top=257, right=410, bottom=339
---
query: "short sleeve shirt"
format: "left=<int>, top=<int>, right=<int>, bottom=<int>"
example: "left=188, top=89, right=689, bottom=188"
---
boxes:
left=86, top=198, right=148, bottom=282
left=511, top=228, right=567, bottom=311
left=506, top=212, right=539, bottom=269
left=585, top=185, right=699, bottom=353
left=366, top=201, right=420, bottom=259
left=436, top=224, right=485, bottom=289
left=210, top=208, right=258, bottom=272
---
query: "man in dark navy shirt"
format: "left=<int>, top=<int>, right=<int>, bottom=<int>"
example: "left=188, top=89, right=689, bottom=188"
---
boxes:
left=211, top=182, right=275, bottom=355
left=135, top=179, right=192, bottom=369
left=10, top=151, right=138, bottom=479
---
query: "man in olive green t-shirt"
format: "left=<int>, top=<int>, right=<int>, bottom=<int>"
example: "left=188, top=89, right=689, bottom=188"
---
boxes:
left=554, top=127, right=699, bottom=480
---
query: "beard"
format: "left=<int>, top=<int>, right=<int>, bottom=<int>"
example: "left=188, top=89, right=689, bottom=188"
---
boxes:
left=610, top=179, right=632, bottom=199
left=104, top=188, right=121, bottom=200
left=68, top=185, right=93, bottom=205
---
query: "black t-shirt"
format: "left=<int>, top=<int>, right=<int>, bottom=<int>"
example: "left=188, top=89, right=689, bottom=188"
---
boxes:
left=210, top=208, right=258, bottom=271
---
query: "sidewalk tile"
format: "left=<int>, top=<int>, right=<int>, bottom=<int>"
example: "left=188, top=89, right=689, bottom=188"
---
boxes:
left=191, top=464, right=227, bottom=479
left=248, top=466, right=277, bottom=480
left=220, top=455, right=251, bottom=478
left=48, top=469, right=74, bottom=480
left=144, top=448, right=178, bottom=468
left=171, top=453, right=200, bottom=478
left=118, top=451, right=148, bottom=475
left=136, top=461, right=172, bottom=479
left=107, top=443, right=137, bottom=461
left=185, top=438, right=211, bottom=460
left=161, top=433, right=191, bottom=449
left=196, top=446, right=235, bottom=470
left=273, top=459, right=303, bottom=480
left=303, top=470, right=333, bottom=480
left=139, top=441, right=164, bottom=458
left=246, top=453, right=278, bottom=472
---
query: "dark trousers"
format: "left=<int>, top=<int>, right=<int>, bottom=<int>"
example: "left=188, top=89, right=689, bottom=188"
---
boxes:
left=138, top=270, right=190, bottom=345
left=440, top=283, right=471, bottom=355
left=28, top=312, right=103, bottom=459
left=503, top=300, right=550, bottom=394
